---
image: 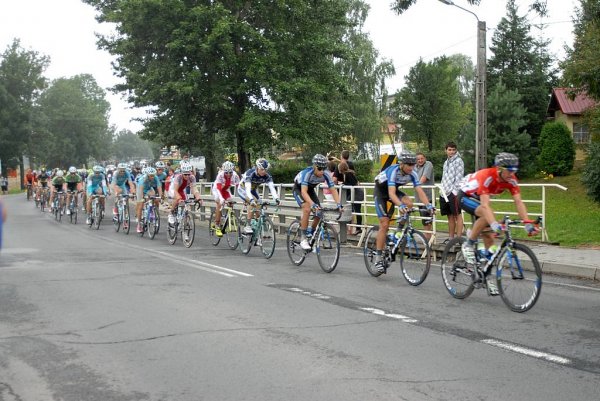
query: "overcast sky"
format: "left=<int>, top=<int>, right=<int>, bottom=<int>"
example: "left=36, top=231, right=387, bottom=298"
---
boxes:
left=0, top=0, right=579, bottom=134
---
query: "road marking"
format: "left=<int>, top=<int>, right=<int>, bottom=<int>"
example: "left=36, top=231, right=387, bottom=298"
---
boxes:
left=481, top=339, right=571, bottom=365
left=359, top=307, right=418, bottom=323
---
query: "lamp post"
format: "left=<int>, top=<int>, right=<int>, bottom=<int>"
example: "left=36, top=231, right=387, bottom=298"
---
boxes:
left=438, top=0, right=487, bottom=170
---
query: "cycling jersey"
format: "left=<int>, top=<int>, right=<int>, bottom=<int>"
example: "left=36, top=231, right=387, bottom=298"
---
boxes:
left=37, top=172, right=49, bottom=183
left=51, top=176, right=66, bottom=190
left=86, top=173, right=108, bottom=196
left=111, top=171, right=134, bottom=191
left=64, top=173, right=81, bottom=192
left=169, top=173, right=196, bottom=199
left=460, top=167, right=520, bottom=197
left=238, top=167, right=277, bottom=202
left=294, top=167, right=334, bottom=189
left=136, top=174, right=161, bottom=195
left=374, top=164, right=420, bottom=188
left=212, top=170, right=240, bottom=202
left=25, top=173, right=36, bottom=184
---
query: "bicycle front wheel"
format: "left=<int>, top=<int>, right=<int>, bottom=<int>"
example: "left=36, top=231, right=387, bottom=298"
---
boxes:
left=114, top=205, right=121, bottom=232
left=225, top=212, right=240, bottom=250
left=208, top=211, right=221, bottom=246
left=260, top=216, right=276, bottom=259
left=316, top=222, right=340, bottom=273
left=148, top=208, right=159, bottom=239
left=182, top=213, right=195, bottom=248
left=440, top=237, right=475, bottom=299
left=123, top=205, right=130, bottom=234
left=363, top=227, right=383, bottom=277
left=239, top=215, right=253, bottom=255
left=399, top=229, right=431, bottom=286
left=93, top=202, right=102, bottom=230
left=496, top=243, right=542, bottom=313
left=286, top=220, right=306, bottom=266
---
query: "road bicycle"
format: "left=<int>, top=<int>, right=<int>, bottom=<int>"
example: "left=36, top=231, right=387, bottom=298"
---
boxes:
left=113, top=193, right=132, bottom=234
left=363, top=207, right=432, bottom=286
left=66, top=190, right=79, bottom=224
left=286, top=206, right=341, bottom=273
left=26, top=183, right=33, bottom=201
left=139, top=196, right=160, bottom=239
left=209, top=201, right=240, bottom=250
left=88, top=194, right=105, bottom=230
left=440, top=216, right=543, bottom=313
left=167, top=198, right=198, bottom=248
left=39, top=187, right=50, bottom=212
left=52, top=191, right=67, bottom=222
left=238, top=200, right=277, bottom=259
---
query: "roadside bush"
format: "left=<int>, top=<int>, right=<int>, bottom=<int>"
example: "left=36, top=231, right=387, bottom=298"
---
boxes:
left=581, top=142, right=600, bottom=203
left=269, top=160, right=305, bottom=183
left=538, top=121, right=576, bottom=176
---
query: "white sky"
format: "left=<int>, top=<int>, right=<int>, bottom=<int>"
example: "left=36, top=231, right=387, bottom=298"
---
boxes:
left=0, top=0, right=579, bottom=133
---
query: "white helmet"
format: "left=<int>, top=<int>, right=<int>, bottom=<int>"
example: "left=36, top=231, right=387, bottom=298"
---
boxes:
left=155, top=161, right=165, bottom=168
left=93, top=165, right=103, bottom=173
left=56, top=170, right=64, bottom=177
left=118, top=162, right=128, bottom=170
left=222, top=161, right=235, bottom=173
left=180, top=161, right=193, bottom=173
left=68, top=166, right=77, bottom=173
left=145, top=167, right=157, bottom=175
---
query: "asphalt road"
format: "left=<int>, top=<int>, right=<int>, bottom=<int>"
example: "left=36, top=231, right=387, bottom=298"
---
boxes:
left=1, top=194, right=599, bottom=401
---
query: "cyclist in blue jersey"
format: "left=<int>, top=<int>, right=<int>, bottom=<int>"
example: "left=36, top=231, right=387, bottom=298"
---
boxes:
left=372, top=151, right=434, bottom=273
left=155, top=161, right=168, bottom=197
left=86, top=165, right=109, bottom=225
left=110, top=162, right=136, bottom=215
left=238, top=158, right=280, bottom=234
left=135, top=167, right=163, bottom=233
left=293, top=154, right=343, bottom=250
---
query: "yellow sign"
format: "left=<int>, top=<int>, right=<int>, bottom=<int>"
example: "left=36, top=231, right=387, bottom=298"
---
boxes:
left=380, top=154, right=397, bottom=171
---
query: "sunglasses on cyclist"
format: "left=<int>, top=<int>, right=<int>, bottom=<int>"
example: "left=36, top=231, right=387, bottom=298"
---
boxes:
left=315, top=166, right=325, bottom=171
left=182, top=173, right=191, bottom=176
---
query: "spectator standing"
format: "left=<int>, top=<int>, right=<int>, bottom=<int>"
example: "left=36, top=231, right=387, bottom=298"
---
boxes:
left=323, top=159, right=337, bottom=201
left=338, top=161, right=364, bottom=235
left=332, top=150, right=353, bottom=184
left=414, top=152, right=434, bottom=239
left=440, top=142, right=464, bottom=240
left=0, top=174, right=8, bottom=195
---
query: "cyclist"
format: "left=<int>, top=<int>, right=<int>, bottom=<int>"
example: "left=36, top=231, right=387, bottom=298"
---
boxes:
left=135, top=166, right=163, bottom=233
left=35, top=167, right=50, bottom=202
left=24, top=168, right=37, bottom=198
left=64, top=167, right=82, bottom=215
left=85, top=165, right=109, bottom=225
left=211, top=161, right=240, bottom=237
left=110, top=163, right=135, bottom=215
left=293, top=154, right=343, bottom=251
left=49, top=170, right=67, bottom=212
left=458, top=152, right=538, bottom=295
left=155, top=161, right=168, bottom=197
left=372, top=151, right=434, bottom=273
left=238, top=158, right=280, bottom=235
left=167, top=161, right=202, bottom=225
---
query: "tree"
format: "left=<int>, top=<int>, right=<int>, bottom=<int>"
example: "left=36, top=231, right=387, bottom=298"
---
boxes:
left=112, top=129, right=155, bottom=161
left=538, top=121, right=575, bottom=176
left=487, top=0, right=558, bottom=148
left=32, top=74, right=112, bottom=167
left=390, top=0, right=548, bottom=16
left=0, top=39, right=49, bottom=173
left=486, top=80, right=532, bottom=173
left=391, top=56, right=467, bottom=152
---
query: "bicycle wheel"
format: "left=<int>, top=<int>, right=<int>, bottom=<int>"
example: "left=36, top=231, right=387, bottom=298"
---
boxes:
left=93, top=202, right=102, bottom=230
left=260, top=216, right=276, bottom=259
left=316, top=222, right=340, bottom=273
left=114, top=204, right=121, bottom=232
left=123, top=204, right=130, bottom=234
left=496, top=243, right=542, bottom=313
left=167, top=219, right=178, bottom=245
left=182, top=212, right=195, bottom=248
left=72, top=204, right=78, bottom=224
left=239, top=215, right=253, bottom=255
left=286, top=220, right=306, bottom=266
left=54, top=201, right=59, bottom=220
left=399, top=229, right=431, bottom=286
left=440, top=237, right=475, bottom=299
left=225, top=212, right=240, bottom=250
left=208, top=211, right=221, bottom=246
left=148, top=207, right=158, bottom=239
left=363, top=227, right=383, bottom=277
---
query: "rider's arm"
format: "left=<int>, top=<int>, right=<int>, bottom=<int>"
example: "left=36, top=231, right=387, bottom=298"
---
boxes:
left=512, top=193, right=529, bottom=221
left=300, top=185, right=314, bottom=206
left=267, top=181, right=278, bottom=201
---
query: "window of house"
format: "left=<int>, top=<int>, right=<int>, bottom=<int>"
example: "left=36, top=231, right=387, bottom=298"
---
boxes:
left=573, top=122, right=590, bottom=144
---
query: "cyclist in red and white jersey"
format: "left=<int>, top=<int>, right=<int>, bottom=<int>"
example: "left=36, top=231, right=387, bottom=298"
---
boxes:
left=458, top=153, right=538, bottom=293
left=211, top=161, right=240, bottom=237
left=167, top=161, right=202, bottom=225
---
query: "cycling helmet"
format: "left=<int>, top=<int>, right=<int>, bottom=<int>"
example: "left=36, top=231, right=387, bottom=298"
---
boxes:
left=398, top=151, right=417, bottom=165
left=68, top=166, right=77, bottom=173
left=117, top=162, right=128, bottom=170
left=494, top=152, right=519, bottom=170
left=155, top=161, right=165, bottom=168
left=312, top=154, right=328, bottom=168
left=92, top=165, right=103, bottom=173
left=180, top=161, right=193, bottom=173
left=145, top=167, right=157, bottom=175
left=255, top=158, right=270, bottom=170
left=56, top=170, right=64, bottom=177
left=222, top=161, right=235, bottom=173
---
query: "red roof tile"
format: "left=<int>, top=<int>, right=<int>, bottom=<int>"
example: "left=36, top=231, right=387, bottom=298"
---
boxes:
left=549, top=88, right=598, bottom=115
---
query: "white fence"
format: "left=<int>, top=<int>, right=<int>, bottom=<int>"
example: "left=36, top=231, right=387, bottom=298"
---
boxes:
left=194, top=181, right=567, bottom=246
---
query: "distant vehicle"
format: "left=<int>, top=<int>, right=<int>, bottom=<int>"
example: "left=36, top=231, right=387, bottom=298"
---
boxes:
left=188, top=156, right=206, bottom=178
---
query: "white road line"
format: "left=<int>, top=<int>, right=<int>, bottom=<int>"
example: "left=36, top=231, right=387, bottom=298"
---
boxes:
left=481, top=339, right=571, bottom=365
left=360, top=307, right=418, bottom=323
left=543, top=280, right=600, bottom=292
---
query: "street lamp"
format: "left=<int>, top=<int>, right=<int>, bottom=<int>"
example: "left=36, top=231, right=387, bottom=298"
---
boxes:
left=438, top=0, right=487, bottom=170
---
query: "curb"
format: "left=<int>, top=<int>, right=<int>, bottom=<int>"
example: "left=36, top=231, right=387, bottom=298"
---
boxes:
left=541, top=262, right=599, bottom=281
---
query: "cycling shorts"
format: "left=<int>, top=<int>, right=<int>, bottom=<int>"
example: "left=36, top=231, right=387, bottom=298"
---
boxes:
left=373, top=183, right=407, bottom=219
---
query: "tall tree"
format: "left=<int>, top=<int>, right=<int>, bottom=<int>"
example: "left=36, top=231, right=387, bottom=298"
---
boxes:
left=32, top=74, right=111, bottom=167
left=112, top=129, right=155, bottom=161
left=486, top=0, right=558, bottom=149
left=390, top=0, right=548, bottom=16
left=0, top=39, right=49, bottom=172
left=391, top=56, right=467, bottom=152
